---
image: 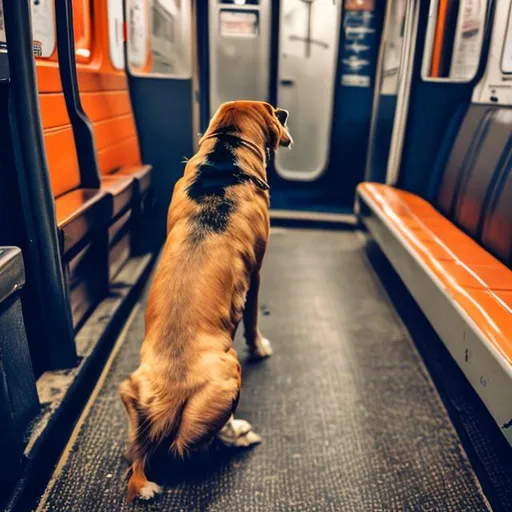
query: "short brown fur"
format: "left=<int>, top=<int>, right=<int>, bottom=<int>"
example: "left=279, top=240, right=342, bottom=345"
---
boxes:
left=120, top=101, right=292, bottom=502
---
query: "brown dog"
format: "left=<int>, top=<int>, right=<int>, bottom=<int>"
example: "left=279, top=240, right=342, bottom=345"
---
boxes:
left=119, top=101, right=292, bottom=501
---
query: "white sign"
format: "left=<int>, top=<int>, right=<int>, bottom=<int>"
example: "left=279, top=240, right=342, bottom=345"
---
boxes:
left=220, top=10, right=258, bottom=38
left=31, top=0, right=56, bottom=58
left=127, top=0, right=148, bottom=69
left=342, top=74, right=370, bottom=87
left=0, top=0, right=6, bottom=45
left=449, top=0, right=486, bottom=79
left=502, top=5, right=512, bottom=73
left=108, top=0, right=125, bottom=69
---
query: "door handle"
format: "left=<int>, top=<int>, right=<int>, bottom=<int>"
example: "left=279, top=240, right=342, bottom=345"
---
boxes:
left=279, top=79, right=295, bottom=87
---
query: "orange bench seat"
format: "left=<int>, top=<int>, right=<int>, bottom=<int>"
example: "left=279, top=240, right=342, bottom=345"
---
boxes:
left=114, top=164, right=152, bottom=198
left=100, top=175, right=134, bottom=218
left=55, top=189, right=112, bottom=256
left=357, top=182, right=512, bottom=364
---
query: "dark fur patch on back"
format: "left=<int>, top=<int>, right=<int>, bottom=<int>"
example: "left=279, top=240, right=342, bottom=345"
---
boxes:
left=186, top=137, right=244, bottom=243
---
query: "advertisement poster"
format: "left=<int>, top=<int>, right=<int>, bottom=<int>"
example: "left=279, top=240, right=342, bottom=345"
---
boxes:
left=449, top=0, right=486, bottom=79
left=127, top=0, right=148, bottom=69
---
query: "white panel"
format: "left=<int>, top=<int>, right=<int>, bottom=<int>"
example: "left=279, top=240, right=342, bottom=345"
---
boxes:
left=31, top=0, right=56, bottom=58
left=126, top=0, right=149, bottom=69
left=108, top=0, right=125, bottom=70
left=473, top=0, right=512, bottom=105
left=275, top=0, right=342, bottom=181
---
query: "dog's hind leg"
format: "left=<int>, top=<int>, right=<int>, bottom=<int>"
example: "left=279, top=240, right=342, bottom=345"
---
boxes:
left=127, top=458, right=162, bottom=502
left=120, top=377, right=162, bottom=502
left=243, top=271, right=272, bottom=359
left=217, top=415, right=262, bottom=447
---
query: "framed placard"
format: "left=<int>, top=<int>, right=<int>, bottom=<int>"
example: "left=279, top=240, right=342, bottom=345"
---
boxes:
left=450, top=0, right=486, bottom=79
left=31, top=0, right=56, bottom=58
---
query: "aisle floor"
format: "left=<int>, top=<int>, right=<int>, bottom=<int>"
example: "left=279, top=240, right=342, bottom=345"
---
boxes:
left=36, top=229, right=489, bottom=511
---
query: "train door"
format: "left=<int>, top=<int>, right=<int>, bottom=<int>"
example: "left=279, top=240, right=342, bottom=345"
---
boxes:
left=275, top=0, right=341, bottom=181
left=198, top=0, right=384, bottom=214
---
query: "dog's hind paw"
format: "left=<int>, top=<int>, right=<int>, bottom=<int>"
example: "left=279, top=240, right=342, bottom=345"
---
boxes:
left=249, top=337, right=273, bottom=359
left=217, top=418, right=262, bottom=447
left=138, top=481, right=163, bottom=500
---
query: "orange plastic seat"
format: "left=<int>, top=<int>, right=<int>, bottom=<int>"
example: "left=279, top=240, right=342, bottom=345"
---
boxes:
left=357, top=182, right=512, bottom=364
left=100, top=175, right=134, bottom=218
left=116, top=165, right=152, bottom=198
left=55, top=189, right=111, bottom=256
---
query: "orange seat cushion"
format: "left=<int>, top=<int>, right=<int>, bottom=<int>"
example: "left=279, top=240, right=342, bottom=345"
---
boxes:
left=114, top=165, right=152, bottom=198
left=100, top=175, right=134, bottom=218
left=55, top=189, right=112, bottom=256
left=357, top=182, right=512, bottom=364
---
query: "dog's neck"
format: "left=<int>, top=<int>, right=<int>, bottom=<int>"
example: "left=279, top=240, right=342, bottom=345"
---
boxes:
left=199, top=131, right=271, bottom=169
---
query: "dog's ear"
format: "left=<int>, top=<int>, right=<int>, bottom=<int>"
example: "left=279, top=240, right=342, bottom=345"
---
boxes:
left=274, top=108, right=292, bottom=148
left=275, top=109, right=289, bottom=127
left=261, top=104, right=293, bottom=149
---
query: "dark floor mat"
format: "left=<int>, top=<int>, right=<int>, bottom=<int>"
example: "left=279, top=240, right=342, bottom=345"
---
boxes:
left=36, top=229, right=490, bottom=512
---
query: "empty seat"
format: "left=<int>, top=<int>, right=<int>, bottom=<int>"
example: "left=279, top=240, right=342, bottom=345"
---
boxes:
left=70, top=0, right=152, bottom=274
left=34, top=17, right=112, bottom=326
left=357, top=183, right=512, bottom=352
left=356, top=104, right=512, bottom=445
left=55, top=189, right=111, bottom=256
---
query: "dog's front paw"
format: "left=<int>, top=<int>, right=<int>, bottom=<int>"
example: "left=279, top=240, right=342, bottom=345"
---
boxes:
left=249, top=337, right=273, bottom=359
left=217, top=418, right=262, bottom=447
left=137, top=481, right=163, bottom=501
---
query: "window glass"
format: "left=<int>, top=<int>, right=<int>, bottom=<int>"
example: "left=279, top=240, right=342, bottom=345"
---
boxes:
left=127, top=0, right=192, bottom=78
left=422, top=0, right=488, bottom=82
left=73, top=0, right=92, bottom=62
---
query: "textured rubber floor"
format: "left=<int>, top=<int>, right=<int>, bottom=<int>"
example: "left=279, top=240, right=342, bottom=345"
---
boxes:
left=37, top=229, right=490, bottom=511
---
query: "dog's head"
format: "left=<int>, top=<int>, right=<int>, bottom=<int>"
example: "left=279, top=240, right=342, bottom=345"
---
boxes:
left=207, top=101, right=293, bottom=150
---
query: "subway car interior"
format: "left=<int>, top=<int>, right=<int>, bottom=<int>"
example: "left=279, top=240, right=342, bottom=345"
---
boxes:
left=0, top=0, right=511, bottom=510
